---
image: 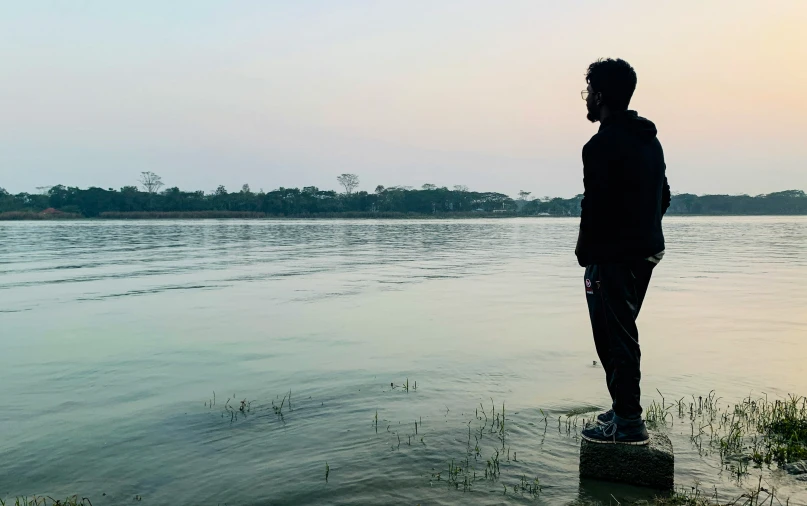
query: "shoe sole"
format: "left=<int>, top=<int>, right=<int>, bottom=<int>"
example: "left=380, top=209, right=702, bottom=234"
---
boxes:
left=581, top=434, right=650, bottom=446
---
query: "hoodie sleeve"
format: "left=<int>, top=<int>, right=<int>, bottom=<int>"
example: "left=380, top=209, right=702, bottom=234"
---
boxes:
left=577, top=138, right=609, bottom=265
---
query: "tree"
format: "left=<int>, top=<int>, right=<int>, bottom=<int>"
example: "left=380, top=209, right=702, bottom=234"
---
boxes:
left=375, top=185, right=385, bottom=194
left=215, top=185, right=228, bottom=196
left=47, top=185, right=69, bottom=208
left=518, top=190, right=532, bottom=201
left=139, top=172, right=164, bottom=194
left=422, top=184, right=437, bottom=191
left=337, top=174, right=360, bottom=194
left=453, top=185, right=469, bottom=192
left=241, top=184, right=251, bottom=194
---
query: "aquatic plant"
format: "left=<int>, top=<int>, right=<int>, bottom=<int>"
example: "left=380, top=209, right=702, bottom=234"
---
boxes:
left=680, top=392, right=807, bottom=473
left=0, top=496, right=92, bottom=506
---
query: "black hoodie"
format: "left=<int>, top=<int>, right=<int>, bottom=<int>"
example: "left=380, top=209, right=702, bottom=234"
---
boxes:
left=576, top=110, right=671, bottom=267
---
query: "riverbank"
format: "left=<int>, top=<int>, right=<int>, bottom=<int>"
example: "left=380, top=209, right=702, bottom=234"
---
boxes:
left=3, top=210, right=807, bottom=220
left=0, top=210, right=540, bottom=220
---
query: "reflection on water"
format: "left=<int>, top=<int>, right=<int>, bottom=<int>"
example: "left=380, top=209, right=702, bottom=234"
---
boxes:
left=0, top=217, right=806, bottom=505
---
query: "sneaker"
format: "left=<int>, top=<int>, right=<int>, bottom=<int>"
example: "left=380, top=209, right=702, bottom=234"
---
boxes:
left=596, top=409, right=614, bottom=426
left=582, top=420, right=650, bottom=445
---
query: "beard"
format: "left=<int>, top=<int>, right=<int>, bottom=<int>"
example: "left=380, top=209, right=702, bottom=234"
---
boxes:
left=586, top=100, right=600, bottom=123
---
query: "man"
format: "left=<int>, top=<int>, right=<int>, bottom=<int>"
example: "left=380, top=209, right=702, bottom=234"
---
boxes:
left=576, top=58, right=671, bottom=445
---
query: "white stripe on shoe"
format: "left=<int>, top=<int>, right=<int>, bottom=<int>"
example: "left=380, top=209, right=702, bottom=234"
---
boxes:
left=581, top=434, right=650, bottom=445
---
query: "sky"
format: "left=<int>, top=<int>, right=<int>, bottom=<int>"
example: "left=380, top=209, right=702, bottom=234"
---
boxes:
left=1, top=0, right=805, bottom=198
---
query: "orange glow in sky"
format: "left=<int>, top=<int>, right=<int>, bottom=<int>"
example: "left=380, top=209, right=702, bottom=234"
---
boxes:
left=1, top=1, right=805, bottom=196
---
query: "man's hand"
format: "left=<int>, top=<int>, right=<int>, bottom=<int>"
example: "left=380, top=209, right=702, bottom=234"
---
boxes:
left=575, top=229, right=585, bottom=267
left=662, top=176, right=671, bottom=215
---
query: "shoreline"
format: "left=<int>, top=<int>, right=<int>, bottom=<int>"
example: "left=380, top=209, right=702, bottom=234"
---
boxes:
left=3, top=212, right=807, bottom=221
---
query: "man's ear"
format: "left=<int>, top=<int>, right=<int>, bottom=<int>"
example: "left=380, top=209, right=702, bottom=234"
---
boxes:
left=595, top=92, right=603, bottom=106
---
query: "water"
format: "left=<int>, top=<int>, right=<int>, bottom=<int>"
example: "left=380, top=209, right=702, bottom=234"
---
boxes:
left=1, top=217, right=806, bottom=505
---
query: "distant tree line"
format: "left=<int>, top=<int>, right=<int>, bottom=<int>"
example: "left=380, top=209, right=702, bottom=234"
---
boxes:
left=517, top=190, right=807, bottom=216
left=1, top=172, right=805, bottom=219
left=0, top=173, right=515, bottom=218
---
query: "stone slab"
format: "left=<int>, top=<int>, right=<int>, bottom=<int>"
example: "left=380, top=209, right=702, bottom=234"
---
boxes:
left=579, top=432, right=674, bottom=490
left=784, top=460, right=807, bottom=475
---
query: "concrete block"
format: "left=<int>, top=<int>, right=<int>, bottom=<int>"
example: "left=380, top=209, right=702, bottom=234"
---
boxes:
left=579, top=432, right=674, bottom=490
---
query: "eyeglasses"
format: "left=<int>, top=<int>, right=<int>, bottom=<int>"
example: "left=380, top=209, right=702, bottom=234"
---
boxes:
left=581, top=90, right=589, bottom=101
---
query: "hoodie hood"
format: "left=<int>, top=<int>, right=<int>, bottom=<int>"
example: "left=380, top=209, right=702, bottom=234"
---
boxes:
left=599, top=110, right=657, bottom=139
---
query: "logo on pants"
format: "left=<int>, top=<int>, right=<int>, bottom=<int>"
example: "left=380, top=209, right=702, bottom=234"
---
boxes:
left=585, top=278, right=594, bottom=295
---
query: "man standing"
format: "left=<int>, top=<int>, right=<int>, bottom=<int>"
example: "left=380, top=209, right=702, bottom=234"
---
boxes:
left=576, top=58, right=671, bottom=445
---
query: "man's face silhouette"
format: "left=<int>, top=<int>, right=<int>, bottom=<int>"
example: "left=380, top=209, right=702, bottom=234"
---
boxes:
left=585, top=83, right=600, bottom=123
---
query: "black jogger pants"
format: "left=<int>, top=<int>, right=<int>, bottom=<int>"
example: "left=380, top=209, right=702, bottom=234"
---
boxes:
left=584, top=260, right=656, bottom=421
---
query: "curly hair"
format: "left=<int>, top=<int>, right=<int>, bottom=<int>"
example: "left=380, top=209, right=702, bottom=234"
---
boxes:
left=586, top=58, right=637, bottom=111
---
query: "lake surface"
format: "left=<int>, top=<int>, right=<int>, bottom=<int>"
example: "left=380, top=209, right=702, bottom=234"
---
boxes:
left=1, top=217, right=806, bottom=505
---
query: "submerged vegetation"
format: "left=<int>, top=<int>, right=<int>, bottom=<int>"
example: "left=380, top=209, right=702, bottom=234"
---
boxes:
left=576, top=479, right=787, bottom=505
left=752, top=396, right=807, bottom=466
left=0, top=497, right=93, bottom=506
left=6, top=385, right=805, bottom=504
left=644, top=391, right=807, bottom=477
left=419, top=388, right=805, bottom=505
left=423, top=390, right=806, bottom=505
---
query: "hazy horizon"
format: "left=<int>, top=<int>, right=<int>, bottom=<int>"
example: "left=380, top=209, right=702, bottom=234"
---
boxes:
left=2, top=1, right=805, bottom=197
